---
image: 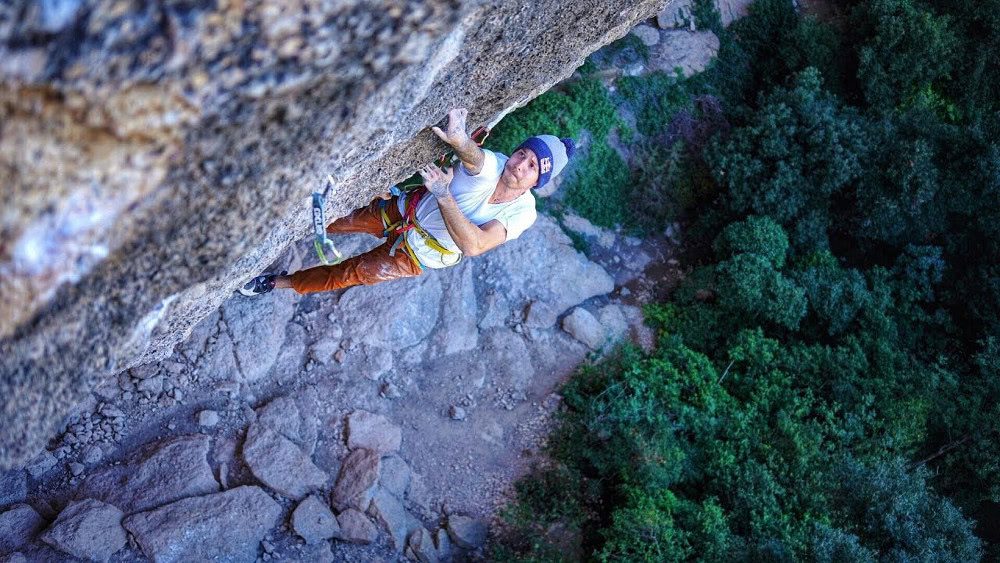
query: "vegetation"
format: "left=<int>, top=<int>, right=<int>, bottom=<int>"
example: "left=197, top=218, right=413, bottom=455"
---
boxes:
left=495, top=0, right=1000, bottom=560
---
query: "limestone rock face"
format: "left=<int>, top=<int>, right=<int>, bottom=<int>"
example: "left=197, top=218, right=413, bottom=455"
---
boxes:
left=0, top=0, right=664, bottom=470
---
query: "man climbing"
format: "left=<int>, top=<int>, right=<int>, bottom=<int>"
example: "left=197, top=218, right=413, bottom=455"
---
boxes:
left=239, top=108, right=575, bottom=296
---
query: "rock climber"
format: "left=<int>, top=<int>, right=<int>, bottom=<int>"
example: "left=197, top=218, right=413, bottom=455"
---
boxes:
left=238, top=107, right=575, bottom=296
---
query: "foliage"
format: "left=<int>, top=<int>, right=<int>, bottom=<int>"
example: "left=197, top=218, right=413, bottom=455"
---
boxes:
left=706, top=67, right=867, bottom=250
left=495, top=0, right=1000, bottom=558
left=616, top=71, right=691, bottom=137
left=854, top=0, right=959, bottom=114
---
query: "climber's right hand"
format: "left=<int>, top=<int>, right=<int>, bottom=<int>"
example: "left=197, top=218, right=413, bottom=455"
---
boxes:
left=376, top=191, right=392, bottom=201
left=431, top=108, right=471, bottom=148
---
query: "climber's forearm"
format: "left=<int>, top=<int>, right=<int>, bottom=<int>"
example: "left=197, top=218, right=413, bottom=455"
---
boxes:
left=451, top=135, right=485, bottom=176
left=436, top=195, right=488, bottom=256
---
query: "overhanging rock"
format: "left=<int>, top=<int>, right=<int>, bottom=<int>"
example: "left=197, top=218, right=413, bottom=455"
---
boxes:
left=0, top=0, right=666, bottom=470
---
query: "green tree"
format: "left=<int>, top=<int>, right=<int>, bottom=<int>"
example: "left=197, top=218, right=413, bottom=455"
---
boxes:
left=707, top=68, right=867, bottom=251
left=855, top=0, right=959, bottom=114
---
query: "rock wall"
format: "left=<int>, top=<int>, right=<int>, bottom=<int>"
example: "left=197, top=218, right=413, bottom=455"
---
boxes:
left=0, top=0, right=666, bottom=470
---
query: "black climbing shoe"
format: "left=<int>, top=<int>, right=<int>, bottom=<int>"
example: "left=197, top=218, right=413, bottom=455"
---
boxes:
left=239, top=271, right=287, bottom=297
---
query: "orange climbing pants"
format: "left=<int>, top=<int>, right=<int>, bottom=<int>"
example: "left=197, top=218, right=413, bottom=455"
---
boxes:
left=289, top=197, right=423, bottom=294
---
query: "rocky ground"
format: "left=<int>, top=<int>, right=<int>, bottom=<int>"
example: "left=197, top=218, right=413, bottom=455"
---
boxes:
left=0, top=210, right=680, bottom=562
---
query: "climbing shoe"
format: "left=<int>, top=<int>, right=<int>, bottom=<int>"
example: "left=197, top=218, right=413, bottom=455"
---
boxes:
left=239, top=271, right=286, bottom=297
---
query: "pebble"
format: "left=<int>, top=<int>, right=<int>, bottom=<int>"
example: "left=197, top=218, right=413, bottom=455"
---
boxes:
left=380, top=381, right=401, bottom=399
left=448, top=406, right=466, bottom=421
left=197, top=410, right=220, bottom=427
left=82, top=445, right=103, bottom=465
left=69, top=462, right=85, bottom=476
left=334, top=350, right=346, bottom=363
left=327, top=323, right=343, bottom=339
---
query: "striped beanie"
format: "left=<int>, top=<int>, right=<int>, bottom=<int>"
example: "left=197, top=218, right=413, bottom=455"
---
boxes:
left=515, top=135, right=576, bottom=189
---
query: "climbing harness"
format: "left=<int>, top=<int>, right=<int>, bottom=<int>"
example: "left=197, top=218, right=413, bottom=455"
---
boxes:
left=378, top=125, right=492, bottom=270
left=311, top=175, right=345, bottom=265
left=379, top=188, right=457, bottom=270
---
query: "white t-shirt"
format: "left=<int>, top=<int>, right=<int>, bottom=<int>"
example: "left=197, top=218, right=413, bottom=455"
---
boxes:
left=398, top=149, right=537, bottom=269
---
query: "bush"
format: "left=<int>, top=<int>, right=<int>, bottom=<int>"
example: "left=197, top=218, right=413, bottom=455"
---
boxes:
left=855, top=0, right=959, bottom=114
left=706, top=67, right=867, bottom=250
left=496, top=0, right=1000, bottom=557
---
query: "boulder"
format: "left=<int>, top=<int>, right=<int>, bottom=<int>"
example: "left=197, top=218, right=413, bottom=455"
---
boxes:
left=717, top=0, right=753, bottom=26
left=81, top=445, right=103, bottom=466
left=25, top=452, right=56, bottom=480
left=446, top=514, right=488, bottom=550
left=256, top=394, right=319, bottom=453
left=291, top=495, right=339, bottom=545
left=429, top=261, right=480, bottom=356
left=476, top=330, right=535, bottom=390
left=562, top=308, right=607, bottom=350
left=449, top=405, right=467, bottom=421
left=346, top=411, right=402, bottom=454
left=0, top=504, right=44, bottom=555
left=406, top=527, right=439, bottom=563
left=0, top=471, right=25, bottom=509
left=524, top=300, right=558, bottom=329
left=336, top=509, right=377, bottom=545
left=368, top=488, right=422, bottom=552
left=298, top=541, right=335, bottom=563
left=630, top=24, right=661, bottom=46
left=123, top=486, right=280, bottom=563
left=649, top=30, right=720, bottom=77
left=337, top=275, right=442, bottom=349
left=435, top=528, right=453, bottom=560
left=196, top=410, right=219, bottom=427
left=40, top=499, right=126, bottom=562
left=379, top=456, right=412, bottom=499
left=331, top=448, right=381, bottom=512
left=77, top=434, right=218, bottom=514
left=242, top=423, right=327, bottom=500
left=598, top=304, right=630, bottom=346
left=218, top=289, right=297, bottom=382
left=656, top=0, right=692, bottom=28
left=478, top=216, right=614, bottom=321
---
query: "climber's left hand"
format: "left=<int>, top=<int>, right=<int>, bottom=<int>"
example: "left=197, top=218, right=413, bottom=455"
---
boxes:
left=419, top=164, right=454, bottom=200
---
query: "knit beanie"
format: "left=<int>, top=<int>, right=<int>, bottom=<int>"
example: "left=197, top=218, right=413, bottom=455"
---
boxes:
left=515, top=135, right=576, bottom=189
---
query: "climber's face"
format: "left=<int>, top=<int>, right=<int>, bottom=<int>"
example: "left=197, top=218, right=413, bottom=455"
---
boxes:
left=502, top=148, right=540, bottom=191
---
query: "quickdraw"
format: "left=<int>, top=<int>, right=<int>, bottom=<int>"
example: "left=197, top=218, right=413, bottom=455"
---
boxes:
left=310, top=175, right=345, bottom=266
